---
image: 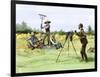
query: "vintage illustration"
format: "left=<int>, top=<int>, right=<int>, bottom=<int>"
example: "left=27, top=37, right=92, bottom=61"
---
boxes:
left=16, top=4, right=95, bottom=73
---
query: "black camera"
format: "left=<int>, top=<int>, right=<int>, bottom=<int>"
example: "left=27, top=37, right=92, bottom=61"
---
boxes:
left=66, top=31, right=74, bottom=41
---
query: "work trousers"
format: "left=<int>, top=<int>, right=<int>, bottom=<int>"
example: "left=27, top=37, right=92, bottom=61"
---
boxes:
left=80, top=44, right=88, bottom=62
left=43, top=32, right=50, bottom=46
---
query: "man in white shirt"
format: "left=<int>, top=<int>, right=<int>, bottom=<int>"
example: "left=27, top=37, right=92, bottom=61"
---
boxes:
left=41, top=20, right=51, bottom=46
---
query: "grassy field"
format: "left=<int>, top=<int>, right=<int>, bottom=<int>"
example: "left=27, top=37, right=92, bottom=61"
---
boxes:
left=16, top=34, right=95, bottom=73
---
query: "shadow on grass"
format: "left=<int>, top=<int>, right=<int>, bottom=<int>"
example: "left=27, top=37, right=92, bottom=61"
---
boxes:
left=75, top=56, right=94, bottom=62
left=88, top=57, right=95, bottom=62
left=58, top=55, right=95, bottom=63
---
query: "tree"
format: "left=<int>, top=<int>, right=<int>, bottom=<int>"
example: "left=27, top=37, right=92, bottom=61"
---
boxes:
left=58, top=29, right=65, bottom=35
left=16, top=21, right=33, bottom=33
left=87, top=25, right=94, bottom=35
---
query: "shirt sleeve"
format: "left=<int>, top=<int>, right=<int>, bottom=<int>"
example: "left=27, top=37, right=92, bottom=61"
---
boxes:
left=27, top=37, right=31, bottom=40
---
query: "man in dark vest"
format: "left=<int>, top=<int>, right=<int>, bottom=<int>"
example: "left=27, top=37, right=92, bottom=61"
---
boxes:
left=42, top=20, right=51, bottom=46
left=75, top=23, right=88, bottom=62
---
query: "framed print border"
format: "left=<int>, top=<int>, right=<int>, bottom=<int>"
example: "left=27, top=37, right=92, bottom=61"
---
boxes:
left=11, top=0, right=97, bottom=76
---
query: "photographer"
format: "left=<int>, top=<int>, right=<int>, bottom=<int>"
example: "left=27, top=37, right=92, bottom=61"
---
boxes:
left=75, top=23, right=88, bottom=62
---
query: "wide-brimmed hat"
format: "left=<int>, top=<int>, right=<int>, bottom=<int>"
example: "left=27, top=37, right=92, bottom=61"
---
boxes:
left=44, top=20, right=51, bottom=24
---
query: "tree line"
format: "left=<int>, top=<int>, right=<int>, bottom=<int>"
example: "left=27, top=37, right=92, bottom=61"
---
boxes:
left=16, top=21, right=94, bottom=35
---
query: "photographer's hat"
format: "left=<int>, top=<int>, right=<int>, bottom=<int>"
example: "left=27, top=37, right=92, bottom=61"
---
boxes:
left=79, top=23, right=83, bottom=29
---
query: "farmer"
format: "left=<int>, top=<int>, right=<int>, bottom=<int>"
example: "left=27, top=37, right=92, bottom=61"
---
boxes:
left=75, top=23, right=88, bottom=62
left=41, top=20, right=51, bottom=46
left=50, top=33, right=63, bottom=49
left=27, top=32, right=39, bottom=49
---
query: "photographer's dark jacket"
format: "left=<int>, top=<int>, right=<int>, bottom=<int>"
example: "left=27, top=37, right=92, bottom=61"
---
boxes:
left=76, top=28, right=88, bottom=45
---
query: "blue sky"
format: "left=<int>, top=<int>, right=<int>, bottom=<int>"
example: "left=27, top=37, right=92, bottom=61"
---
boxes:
left=16, top=4, right=95, bottom=32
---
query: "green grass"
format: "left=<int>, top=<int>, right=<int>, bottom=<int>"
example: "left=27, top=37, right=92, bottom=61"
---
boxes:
left=16, top=35, right=95, bottom=73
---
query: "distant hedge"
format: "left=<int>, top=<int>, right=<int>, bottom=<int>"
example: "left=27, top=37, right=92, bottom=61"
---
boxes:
left=16, top=21, right=33, bottom=33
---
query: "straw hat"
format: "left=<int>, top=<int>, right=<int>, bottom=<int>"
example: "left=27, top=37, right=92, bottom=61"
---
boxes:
left=44, top=20, right=51, bottom=24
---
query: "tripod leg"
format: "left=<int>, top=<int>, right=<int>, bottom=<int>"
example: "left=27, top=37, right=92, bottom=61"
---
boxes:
left=71, top=41, right=78, bottom=57
left=67, top=39, right=70, bottom=56
left=56, top=39, right=67, bottom=62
